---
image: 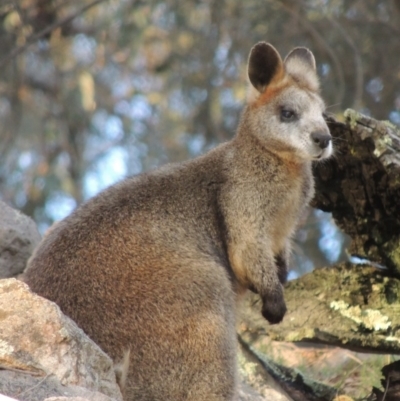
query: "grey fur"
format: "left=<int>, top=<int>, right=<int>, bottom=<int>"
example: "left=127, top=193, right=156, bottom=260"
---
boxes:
left=23, top=42, right=331, bottom=401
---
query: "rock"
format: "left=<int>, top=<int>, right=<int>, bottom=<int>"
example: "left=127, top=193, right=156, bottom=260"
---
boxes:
left=44, top=398, right=92, bottom=401
left=0, top=370, right=117, bottom=401
left=0, top=201, right=41, bottom=278
left=0, top=393, right=20, bottom=401
left=44, top=398, right=91, bottom=401
left=0, top=279, right=122, bottom=401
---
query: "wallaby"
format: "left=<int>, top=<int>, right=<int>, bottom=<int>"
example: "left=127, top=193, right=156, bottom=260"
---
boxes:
left=24, top=42, right=332, bottom=401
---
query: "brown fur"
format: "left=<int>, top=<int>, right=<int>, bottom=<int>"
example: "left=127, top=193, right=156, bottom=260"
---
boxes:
left=23, top=42, right=332, bottom=401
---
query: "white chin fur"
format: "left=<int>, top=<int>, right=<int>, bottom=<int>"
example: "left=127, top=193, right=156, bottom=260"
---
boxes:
left=322, top=142, right=333, bottom=158
left=312, top=142, right=333, bottom=160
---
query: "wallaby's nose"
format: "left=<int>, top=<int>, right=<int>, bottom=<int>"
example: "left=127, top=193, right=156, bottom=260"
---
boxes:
left=311, top=131, right=332, bottom=149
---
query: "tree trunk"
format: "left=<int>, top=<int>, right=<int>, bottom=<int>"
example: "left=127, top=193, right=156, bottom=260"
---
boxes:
left=312, top=109, right=400, bottom=275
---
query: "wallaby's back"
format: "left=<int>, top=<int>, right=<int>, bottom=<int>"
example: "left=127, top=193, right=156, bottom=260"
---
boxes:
left=24, top=42, right=332, bottom=401
left=26, top=145, right=238, bottom=400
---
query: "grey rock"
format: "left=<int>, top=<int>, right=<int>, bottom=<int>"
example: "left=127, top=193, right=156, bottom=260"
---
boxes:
left=0, top=371, right=117, bottom=401
left=44, top=398, right=92, bottom=401
left=0, top=201, right=41, bottom=278
left=0, top=279, right=122, bottom=401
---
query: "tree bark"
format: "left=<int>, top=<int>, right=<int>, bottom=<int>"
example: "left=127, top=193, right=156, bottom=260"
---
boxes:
left=312, top=109, right=400, bottom=275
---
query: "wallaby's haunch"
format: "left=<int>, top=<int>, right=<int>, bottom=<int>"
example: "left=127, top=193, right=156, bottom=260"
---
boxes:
left=24, top=42, right=332, bottom=400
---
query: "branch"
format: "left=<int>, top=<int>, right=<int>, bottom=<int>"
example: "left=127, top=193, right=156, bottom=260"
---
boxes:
left=238, top=336, right=337, bottom=401
left=240, top=262, right=400, bottom=356
left=0, top=0, right=108, bottom=70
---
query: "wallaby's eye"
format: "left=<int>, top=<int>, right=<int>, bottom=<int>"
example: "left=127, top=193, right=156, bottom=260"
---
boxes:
left=280, top=108, right=297, bottom=122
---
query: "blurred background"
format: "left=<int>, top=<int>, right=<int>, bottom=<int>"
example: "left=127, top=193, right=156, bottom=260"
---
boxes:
left=0, top=0, right=399, bottom=276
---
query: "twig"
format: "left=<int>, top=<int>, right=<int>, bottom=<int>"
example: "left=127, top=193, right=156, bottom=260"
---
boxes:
left=382, top=375, right=390, bottom=401
left=0, top=0, right=108, bottom=70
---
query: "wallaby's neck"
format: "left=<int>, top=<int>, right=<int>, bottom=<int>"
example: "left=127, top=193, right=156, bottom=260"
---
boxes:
left=234, top=113, right=311, bottom=176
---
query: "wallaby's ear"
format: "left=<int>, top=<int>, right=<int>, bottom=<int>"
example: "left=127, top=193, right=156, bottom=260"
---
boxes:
left=284, top=47, right=319, bottom=92
left=248, top=42, right=284, bottom=93
left=284, top=47, right=316, bottom=71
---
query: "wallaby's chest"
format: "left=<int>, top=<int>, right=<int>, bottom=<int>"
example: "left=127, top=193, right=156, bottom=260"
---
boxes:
left=241, top=165, right=314, bottom=253
left=269, top=168, right=314, bottom=252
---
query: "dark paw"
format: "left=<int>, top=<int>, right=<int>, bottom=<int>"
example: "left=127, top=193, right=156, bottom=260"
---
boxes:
left=275, top=253, right=288, bottom=285
left=261, top=295, right=287, bottom=324
left=248, top=283, right=259, bottom=294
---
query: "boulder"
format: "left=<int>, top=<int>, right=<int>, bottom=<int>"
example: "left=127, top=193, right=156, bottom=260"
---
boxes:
left=0, top=371, right=117, bottom=401
left=44, top=398, right=91, bottom=401
left=44, top=398, right=92, bottom=401
left=0, top=201, right=41, bottom=278
left=0, top=279, right=122, bottom=401
left=0, top=393, right=20, bottom=401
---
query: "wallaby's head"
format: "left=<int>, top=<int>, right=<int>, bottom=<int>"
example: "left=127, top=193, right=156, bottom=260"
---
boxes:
left=245, top=42, right=332, bottom=161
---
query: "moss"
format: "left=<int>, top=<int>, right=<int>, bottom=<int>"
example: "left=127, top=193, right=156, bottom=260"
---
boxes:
left=388, top=237, right=400, bottom=272
left=382, top=120, right=398, bottom=130
left=343, top=109, right=359, bottom=130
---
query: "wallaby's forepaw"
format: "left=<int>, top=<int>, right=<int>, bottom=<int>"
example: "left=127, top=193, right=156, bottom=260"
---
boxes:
left=261, top=294, right=287, bottom=324
left=275, top=253, right=288, bottom=285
